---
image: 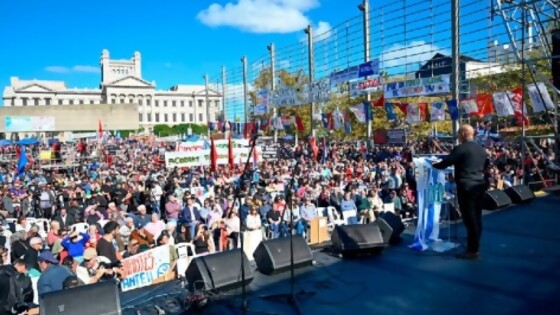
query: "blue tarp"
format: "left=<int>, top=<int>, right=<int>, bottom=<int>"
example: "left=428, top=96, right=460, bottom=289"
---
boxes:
left=48, top=138, right=59, bottom=146
left=0, top=139, right=12, bottom=146
left=17, top=138, right=40, bottom=145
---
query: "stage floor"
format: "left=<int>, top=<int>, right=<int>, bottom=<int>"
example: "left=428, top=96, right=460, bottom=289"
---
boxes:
left=121, top=195, right=560, bottom=315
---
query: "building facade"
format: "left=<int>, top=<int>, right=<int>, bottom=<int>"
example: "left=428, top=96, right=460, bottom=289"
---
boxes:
left=2, top=50, right=223, bottom=130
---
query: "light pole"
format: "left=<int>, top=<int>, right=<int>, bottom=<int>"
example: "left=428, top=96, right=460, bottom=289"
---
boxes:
left=304, top=25, right=315, bottom=137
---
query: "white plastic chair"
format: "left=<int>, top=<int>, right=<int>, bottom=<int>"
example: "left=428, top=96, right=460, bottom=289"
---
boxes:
left=97, top=220, right=109, bottom=228
left=316, top=207, right=327, bottom=218
left=175, top=242, right=197, bottom=278
left=327, top=206, right=344, bottom=230
left=71, top=223, right=89, bottom=234
left=383, top=203, right=395, bottom=214
left=34, top=219, right=50, bottom=233
left=6, top=218, right=17, bottom=225
left=342, top=209, right=358, bottom=225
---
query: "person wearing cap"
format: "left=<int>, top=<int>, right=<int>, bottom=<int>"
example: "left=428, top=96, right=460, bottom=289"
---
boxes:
left=37, top=251, right=73, bottom=296
left=24, top=237, right=43, bottom=272
left=76, top=248, right=106, bottom=285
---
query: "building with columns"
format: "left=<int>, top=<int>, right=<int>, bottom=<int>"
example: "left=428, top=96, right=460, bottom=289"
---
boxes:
left=2, top=50, right=222, bottom=131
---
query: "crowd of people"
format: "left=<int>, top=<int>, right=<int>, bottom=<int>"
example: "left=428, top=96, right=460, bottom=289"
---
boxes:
left=0, top=127, right=557, bottom=314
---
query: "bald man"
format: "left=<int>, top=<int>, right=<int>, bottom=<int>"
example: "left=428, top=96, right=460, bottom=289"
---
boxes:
left=433, top=124, right=488, bottom=260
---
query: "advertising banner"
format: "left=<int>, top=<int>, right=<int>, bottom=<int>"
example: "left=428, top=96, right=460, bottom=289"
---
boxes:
left=120, top=245, right=172, bottom=292
left=349, top=77, right=383, bottom=97
left=384, top=74, right=451, bottom=99
left=5, top=116, right=56, bottom=132
left=165, top=150, right=210, bottom=168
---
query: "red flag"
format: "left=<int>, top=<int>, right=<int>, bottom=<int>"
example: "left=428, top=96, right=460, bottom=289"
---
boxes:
left=210, top=138, right=218, bottom=172
left=511, top=87, right=530, bottom=126
left=98, top=120, right=103, bottom=139
left=326, top=112, right=334, bottom=130
left=395, top=103, right=408, bottom=116
left=295, top=116, right=305, bottom=131
left=476, top=94, right=495, bottom=117
left=373, top=95, right=385, bottom=107
left=418, top=103, right=428, bottom=121
left=228, top=135, right=234, bottom=169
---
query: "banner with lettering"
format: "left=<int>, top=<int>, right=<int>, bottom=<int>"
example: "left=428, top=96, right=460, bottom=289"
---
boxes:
left=299, top=78, right=331, bottom=103
left=165, top=150, right=210, bottom=168
left=410, top=157, right=450, bottom=251
left=492, top=92, right=515, bottom=117
left=254, top=89, right=270, bottom=116
left=349, top=77, right=383, bottom=97
left=272, top=86, right=298, bottom=107
left=176, top=141, right=206, bottom=152
left=527, top=82, right=553, bottom=113
left=121, top=245, right=172, bottom=292
left=384, top=74, right=451, bottom=99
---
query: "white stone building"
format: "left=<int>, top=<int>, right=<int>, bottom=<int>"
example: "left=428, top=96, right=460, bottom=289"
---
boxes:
left=2, top=50, right=223, bottom=131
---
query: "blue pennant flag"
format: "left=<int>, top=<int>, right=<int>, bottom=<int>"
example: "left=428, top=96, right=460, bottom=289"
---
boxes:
left=446, top=100, right=459, bottom=120
left=385, top=103, right=397, bottom=121
left=16, top=146, right=28, bottom=177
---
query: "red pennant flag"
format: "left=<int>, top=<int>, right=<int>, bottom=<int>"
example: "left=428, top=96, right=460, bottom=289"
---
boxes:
left=395, top=103, right=408, bottom=116
left=418, top=103, right=427, bottom=121
left=295, top=116, right=305, bottom=131
left=228, top=135, right=234, bottom=169
left=98, top=120, right=103, bottom=139
left=210, top=138, right=218, bottom=172
left=511, top=87, right=529, bottom=126
left=476, top=94, right=495, bottom=117
left=373, top=95, right=385, bottom=107
left=326, top=112, right=334, bottom=130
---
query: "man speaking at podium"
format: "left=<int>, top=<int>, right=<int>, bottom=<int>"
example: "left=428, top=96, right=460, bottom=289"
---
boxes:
left=433, top=125, right=488, bottom=260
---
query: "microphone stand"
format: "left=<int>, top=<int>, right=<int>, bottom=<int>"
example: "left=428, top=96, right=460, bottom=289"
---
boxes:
left=261, top=148, right=316, bottom=315
left=231, top=133, right=277, bottom=315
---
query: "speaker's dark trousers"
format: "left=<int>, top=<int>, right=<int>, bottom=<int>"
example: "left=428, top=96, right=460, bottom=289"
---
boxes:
left=457, top=183, right=486, bottom=253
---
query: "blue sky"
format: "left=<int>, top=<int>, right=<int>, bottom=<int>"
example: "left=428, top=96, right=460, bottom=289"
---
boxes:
left=0, top=0, right=505, bottom=121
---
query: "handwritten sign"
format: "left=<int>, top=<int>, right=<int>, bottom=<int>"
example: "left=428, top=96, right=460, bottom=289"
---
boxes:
left=165, top=151, right=210, bottom=168
left=384, top=74, right=451, bottom=99
left=121, top=245, right=172, bottom=292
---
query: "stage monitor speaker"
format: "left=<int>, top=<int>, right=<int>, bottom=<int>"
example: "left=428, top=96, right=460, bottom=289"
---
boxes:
left=40, top=280, right=121, bottom=315
left=331, top=224, right=384, bottom=256
left=505, top=185, right=535, bottom=204
left=185, top=248, right=254, bottom=293
left=552, top=28, right=560, bottom=90
left=253, top=235, right=313, bottom=276
left=377, top=212, right=405, bottom=245
left=482, top=190, right=512, bottom=210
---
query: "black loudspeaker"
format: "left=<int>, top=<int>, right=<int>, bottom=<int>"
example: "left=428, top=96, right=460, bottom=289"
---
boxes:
left=377, top=212, right=405, bottom=245
left=482, top=190, right=512, bottom=210
left=552, top=28, right=560, bottom=90
left=505, top=185, right=535, bottom=204
left=185, top=248, right=253, bottom=292
left=331, top=224, right=384, bottom=256
left=253, top=235, right=313, bottom=276
left=40, top=280, right=121, bottom=315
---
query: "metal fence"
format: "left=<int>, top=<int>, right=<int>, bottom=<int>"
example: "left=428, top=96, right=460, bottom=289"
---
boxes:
left=203, top=0, right=559, bottom=139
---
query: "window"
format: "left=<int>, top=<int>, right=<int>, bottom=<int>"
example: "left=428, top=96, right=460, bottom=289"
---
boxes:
left=79, top=100, right=84, bottom=105
left=58, top=99, right=63, bottom=105
left=164, top=100, right=168, bottom=107
left=120, top=99, right=124, bottom=104
left=22, top=98, right=28, bottom=106
left=173, top=113, right=177, bottom=122
left=111, top=99, right=116, bottom=104
left=181, top=113, right=185, bottom=122
left=9, top=98, right=13, bottom=106
left=139, top=99, right=143, bottom=106
left=215, top=100, right=220, bottom=108
left=146, top=99, right=151, bottom=106
left=164, top=114, right=168, bottom=122
left=69, top=100, right=74, bottom=105
left=129, top=99, right=134, bottom=104
left=199, top=113, right=203, bottom=122
left=139, top=113, right=142, bottom=122
left=181, top=101, right=185, bottom=107
left=189, top=100, right=193, bottom=107
left=90, top=100, right=95, bottom=104
left=189, top=113, right=193, bottom=122
left=155, top=100, right=159, bottom=107
left=198, top=100, right=203, bottom=107
left=33, top=98, right=39, bottom=106
left=155, top=113, right=160, bottom=122
left=45, top=98, right=51, bottom=105
left=172, top=100, right=176, bottom=107
left=147, top=113, right=152, bottom=122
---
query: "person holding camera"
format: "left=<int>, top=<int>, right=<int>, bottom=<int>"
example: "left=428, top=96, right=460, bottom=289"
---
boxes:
left=192, top=224, right=214, bottom=255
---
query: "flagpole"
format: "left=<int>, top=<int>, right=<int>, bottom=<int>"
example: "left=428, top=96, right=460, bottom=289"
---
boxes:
left=521, top=1, right=527, bottom=184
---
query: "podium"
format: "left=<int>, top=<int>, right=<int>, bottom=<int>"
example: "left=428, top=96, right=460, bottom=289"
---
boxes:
left=308, top=217, right=329, bottom=245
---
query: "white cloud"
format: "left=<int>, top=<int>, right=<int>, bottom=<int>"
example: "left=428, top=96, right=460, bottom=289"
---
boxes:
left=381, top=41, right=449, bottom=70
left=44, top=66, right=70, bottom=74
left=45, top=65, right=99, bottom=74
left=197, top=0, right=321, bottom=34
left=314, top=21, right=332, bottom=40
left=72, top=65, right=100, bottom=73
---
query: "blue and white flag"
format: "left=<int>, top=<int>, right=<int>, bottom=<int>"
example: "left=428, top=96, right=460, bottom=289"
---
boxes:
left=410, top=157, right=450, bottom=251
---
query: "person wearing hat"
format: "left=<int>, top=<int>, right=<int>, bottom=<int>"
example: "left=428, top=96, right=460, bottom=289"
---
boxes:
left=37, top=251, right=73, bottom=296
left=24, top=237, right=43, bottom=272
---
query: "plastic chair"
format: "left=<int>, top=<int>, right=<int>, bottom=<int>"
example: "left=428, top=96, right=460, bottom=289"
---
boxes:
left=34, top=219, right=50, bottom=233
left=71, top=223, right=89, bottom=234
left=97, top=220, right=109, bottom=228
left=342, top=209, right=359, bottom=225
left=327, top=206, right=344, bottom=230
